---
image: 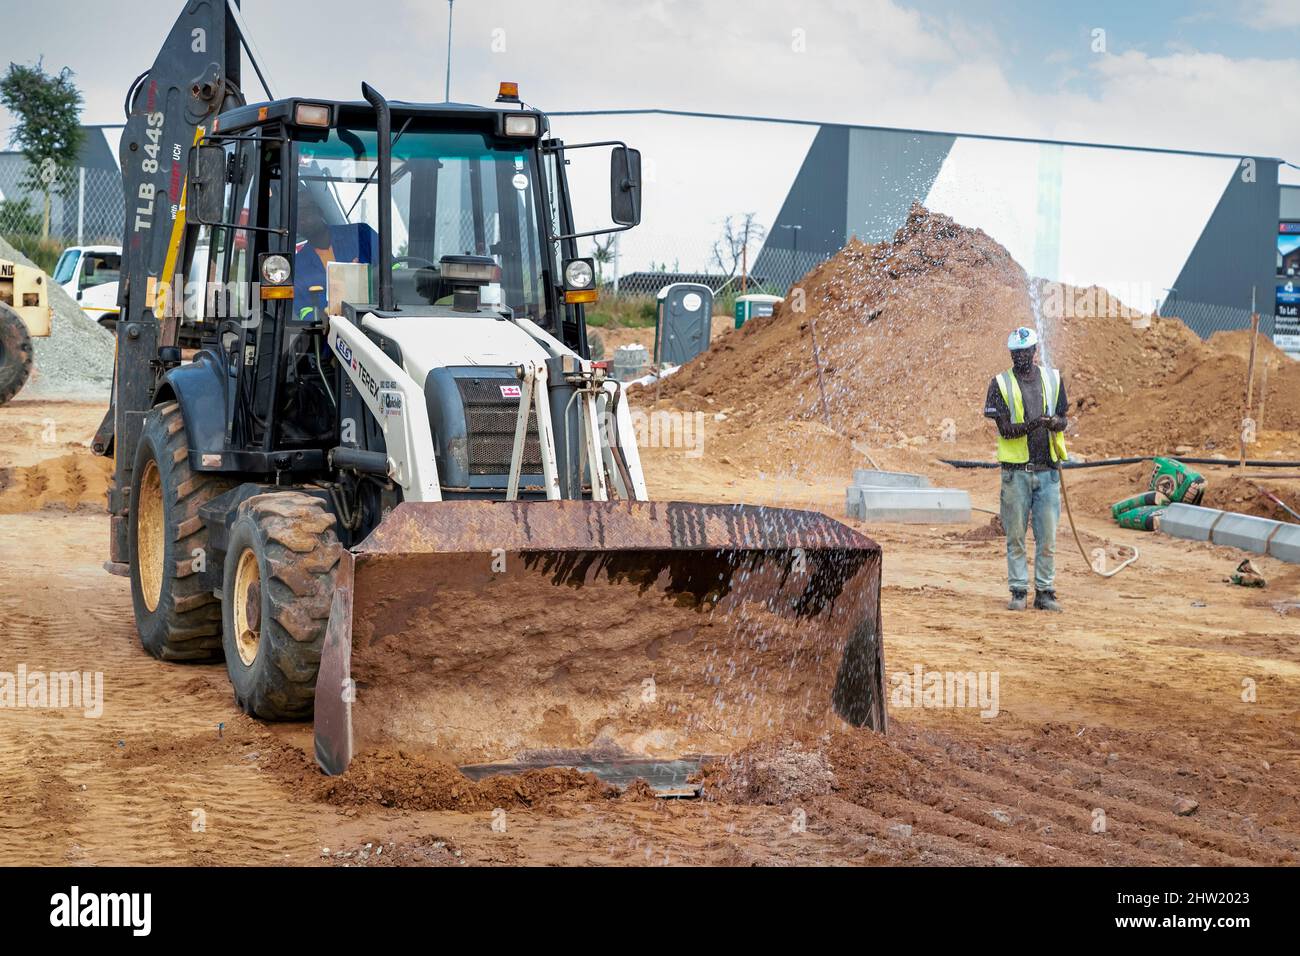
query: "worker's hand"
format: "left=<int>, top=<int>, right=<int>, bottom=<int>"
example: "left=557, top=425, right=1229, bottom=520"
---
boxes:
left=1047, top=415, right=1067, bottom=431
left=1027, top=416, right=1050, bottom=432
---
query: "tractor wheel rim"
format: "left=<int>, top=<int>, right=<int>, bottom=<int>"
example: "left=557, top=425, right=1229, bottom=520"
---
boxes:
left=136, top=459, right=165, bottom=612
left=233, top=548, right=262, bottom=666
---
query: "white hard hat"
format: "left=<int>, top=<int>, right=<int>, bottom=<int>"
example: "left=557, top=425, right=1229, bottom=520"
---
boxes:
left=1007, top=326, right=1038, bottom=350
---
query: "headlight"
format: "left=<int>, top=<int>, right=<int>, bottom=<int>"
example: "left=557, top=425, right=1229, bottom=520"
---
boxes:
left=503, top=114, right=538, bottom=137
left=261, top=254, right=292, bottom=285
left=565, top=259, right=594, bottom=289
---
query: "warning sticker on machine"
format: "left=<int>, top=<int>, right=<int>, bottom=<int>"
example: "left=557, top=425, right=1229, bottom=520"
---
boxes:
left=500, top=384, right=522, bottom=399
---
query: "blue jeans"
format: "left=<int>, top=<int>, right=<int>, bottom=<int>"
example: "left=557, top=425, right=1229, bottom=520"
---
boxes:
left=1000, top=467, right=1061, bottom=593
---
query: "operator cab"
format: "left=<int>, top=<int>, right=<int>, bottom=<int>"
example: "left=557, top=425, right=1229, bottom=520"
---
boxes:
left=188, top=90, right=638, bottom=356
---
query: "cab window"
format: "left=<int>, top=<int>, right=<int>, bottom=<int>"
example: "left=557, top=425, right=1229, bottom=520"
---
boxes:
left=52, top=250, right=79, bottom=285
left=80, top=253, right=121, bottom=289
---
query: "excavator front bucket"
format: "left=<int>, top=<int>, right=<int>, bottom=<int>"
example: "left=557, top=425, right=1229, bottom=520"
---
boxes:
left=314, top=500, right=885, bottom=775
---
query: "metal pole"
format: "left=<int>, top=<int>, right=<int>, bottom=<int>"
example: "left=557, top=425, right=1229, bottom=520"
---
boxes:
left=1239, top=305, right=1260, bottom=467
left=809, top=314, right=832, bottom=428
left=77, top=167, right=85, bottom=245
left=445, top=0, right=454, bottom=102
left=779, top=223, right=802, bottom=290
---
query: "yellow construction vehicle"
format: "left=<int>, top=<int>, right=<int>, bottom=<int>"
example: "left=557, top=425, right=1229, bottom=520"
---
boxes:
left=0, top=257, right=51, bottom=406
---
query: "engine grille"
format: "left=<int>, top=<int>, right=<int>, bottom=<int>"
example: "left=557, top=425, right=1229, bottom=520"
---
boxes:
left=455, top=376, right=543, bottom=476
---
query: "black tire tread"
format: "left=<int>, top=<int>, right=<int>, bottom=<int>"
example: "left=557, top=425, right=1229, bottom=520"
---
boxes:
left=0, top=302, right=34, bottom=407
left=226, top=492, right=342, bottom=719
left=132, top=402, right=233, bottom=661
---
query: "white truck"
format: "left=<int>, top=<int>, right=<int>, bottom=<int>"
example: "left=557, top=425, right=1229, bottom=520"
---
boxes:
left=51, top=244, right=121, bottom=329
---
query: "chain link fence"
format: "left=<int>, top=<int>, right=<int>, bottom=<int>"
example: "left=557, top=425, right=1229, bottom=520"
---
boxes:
left=584, top=237, right=832, bottom=301
left=1159, top=298, right=1275, bottom=340
left=0, top=159, right=124, bottom=270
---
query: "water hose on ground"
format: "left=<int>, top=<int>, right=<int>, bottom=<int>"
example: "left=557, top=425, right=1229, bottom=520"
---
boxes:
left=942, top=456, right=1300, bottom=469
left=1057, top=465, right=1138, bottom=578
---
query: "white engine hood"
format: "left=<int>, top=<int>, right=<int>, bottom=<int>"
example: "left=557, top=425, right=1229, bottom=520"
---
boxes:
left=361, top=313, right=554, bottom=384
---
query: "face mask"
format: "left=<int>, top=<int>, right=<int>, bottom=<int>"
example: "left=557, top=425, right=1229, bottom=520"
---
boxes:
left=1011, top=348, right=1036, bottom=373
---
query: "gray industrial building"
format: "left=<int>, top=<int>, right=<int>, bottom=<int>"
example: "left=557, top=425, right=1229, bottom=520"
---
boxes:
left=552, top=109, right=1296, bottom=354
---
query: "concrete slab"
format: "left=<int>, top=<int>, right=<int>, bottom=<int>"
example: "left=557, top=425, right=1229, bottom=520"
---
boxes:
left=1211, top=512, right=1282, bottom=555
left=845, top=486, right=864, bottom=519
left=1268, top=523, right=1300, bottom=564
left=852, top=469, right=931, bottom=489
left=855, top=487, right=971, bottom=524
left=1159, top=504, right=1224, bottom=543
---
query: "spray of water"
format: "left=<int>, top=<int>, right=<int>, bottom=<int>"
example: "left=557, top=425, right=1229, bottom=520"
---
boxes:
left=1029, top=278, right=1052, bottom=369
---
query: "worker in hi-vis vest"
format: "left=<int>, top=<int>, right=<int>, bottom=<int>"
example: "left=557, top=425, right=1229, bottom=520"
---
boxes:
left=983, top=326, right=1069, bottom=612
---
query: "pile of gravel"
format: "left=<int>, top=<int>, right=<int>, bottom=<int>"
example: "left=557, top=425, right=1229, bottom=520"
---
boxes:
left=0, top=234, right=115, bottom=400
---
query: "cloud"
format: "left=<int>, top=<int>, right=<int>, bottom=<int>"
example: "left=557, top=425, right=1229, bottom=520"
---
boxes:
left=1250, top=0, right=1300, bottom=29
left=0, top=0, right=1294, bottom=167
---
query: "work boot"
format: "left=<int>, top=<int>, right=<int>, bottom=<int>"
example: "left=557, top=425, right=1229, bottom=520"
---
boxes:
left=1034, top=590, right=1063, bottom=613
left=1007, top=589, right=1028, bottom=611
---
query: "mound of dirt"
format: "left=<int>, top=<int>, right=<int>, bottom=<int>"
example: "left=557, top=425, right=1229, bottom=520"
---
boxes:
left=655, top=205, right=1034, bottom=458
left=695, top=735, right=835, bottom=804
left=303, top=749, right=616, bottom=812
left=649, top=203, right=1299, bottom=465
left=695, top=728, right=943, bottom=807
left=822, top=726, right=938, bottom=805
left=0, top=450, right=111, bottom=514
left=1202, top=476, right=1300, bottom=522
left=1067, top=326, right=1300, bottom=455
left=950, top=514, right=1004, bottom=541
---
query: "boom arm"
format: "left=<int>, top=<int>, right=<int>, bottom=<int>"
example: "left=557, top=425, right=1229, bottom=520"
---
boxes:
left=102, top=0, right=245, bottom=568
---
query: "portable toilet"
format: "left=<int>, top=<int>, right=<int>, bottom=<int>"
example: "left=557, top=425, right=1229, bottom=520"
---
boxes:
left=734, top=293, right=783, bottom=329
left=654, top=283, right=714, bottom=366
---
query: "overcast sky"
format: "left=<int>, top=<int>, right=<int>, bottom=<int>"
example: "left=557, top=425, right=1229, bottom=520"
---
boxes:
left=0, top=0, right=1297, bottom=165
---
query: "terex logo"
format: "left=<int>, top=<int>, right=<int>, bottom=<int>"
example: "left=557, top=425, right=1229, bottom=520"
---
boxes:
left=50, top=886, right=152, bottom=936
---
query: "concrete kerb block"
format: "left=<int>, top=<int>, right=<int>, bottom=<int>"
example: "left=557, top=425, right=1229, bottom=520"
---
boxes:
left=1268, top=523, right=1300, bottom=564
left=1159, top=504, right=1224, bottom=543
left=852, top=469, right=931, bottom=489
left=1211, top=512, right=1283, bottom=556
left=855, top=487, right=971, bottom=524
left=845, top=486, right=865, bottom=519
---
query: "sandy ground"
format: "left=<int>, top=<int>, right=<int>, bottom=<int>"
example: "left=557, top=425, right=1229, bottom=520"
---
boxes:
left=1, top=398, right=1298, bottom=866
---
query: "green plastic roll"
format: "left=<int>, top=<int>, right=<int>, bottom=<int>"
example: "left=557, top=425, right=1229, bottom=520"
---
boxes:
left=1115, top=505, right=1166, bottom=531
left=1111, top=491, right=1170, bottom=520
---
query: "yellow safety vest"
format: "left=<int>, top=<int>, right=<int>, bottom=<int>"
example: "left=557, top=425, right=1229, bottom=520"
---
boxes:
left=995, top=367, right=1068, bottom=464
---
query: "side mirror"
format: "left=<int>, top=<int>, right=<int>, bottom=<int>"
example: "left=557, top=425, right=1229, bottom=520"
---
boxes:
left=189, top=145, right=227, bottom=225
left=610, top=146, right=642, bottom=227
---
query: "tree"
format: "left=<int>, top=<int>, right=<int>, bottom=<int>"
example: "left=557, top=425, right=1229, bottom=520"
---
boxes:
left=710, top=213, right=766, bottom=279
left=0, top=60, right=85, bottom=239
left=591, top=233, right=616, bottom=285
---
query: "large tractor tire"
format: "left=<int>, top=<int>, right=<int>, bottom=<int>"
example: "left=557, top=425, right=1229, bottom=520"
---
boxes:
left=129, top=402, right=233, bottom=661
left=221, top=492, right=342, bottom=720
left=0, top=302, right=34, bottom=407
